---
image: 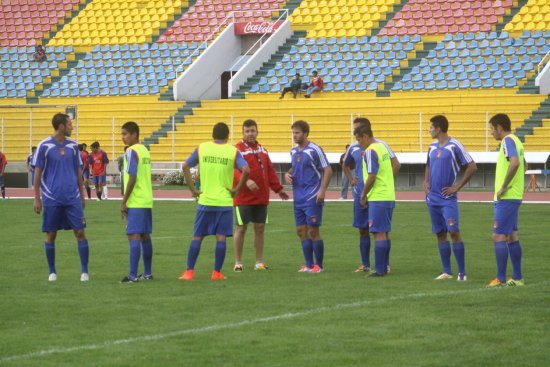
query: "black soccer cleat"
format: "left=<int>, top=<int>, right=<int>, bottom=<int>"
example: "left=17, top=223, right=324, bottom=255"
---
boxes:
left=121, top=276, right=139, bottom=283
left=366, top=272, right=385, bottom=278
left=138, top=274, right=153, bottom=281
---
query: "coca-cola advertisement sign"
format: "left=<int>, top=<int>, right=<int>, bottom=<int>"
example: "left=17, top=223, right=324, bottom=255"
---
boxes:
left=234, top=21, right=284, bottom=35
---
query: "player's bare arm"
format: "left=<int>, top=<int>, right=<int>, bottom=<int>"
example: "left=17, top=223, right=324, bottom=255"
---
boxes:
left=246, top=179, right=259, bottom=191
left=391, top=157, right=401, bottom=177
left=343, top=163, right=357, bottom=186
left=182, top=162, right=201, bottom=198
left=284, top=168, right=293, bottom=185
left=230, top=165, right=250, bottom=198
left=121, top=174, right=137, bottom=218
left=33, top=167, right=42, bottom=214
left=424, top=165, right=430, bottom=194
left=360, top=173, right=376, bottom=208
left=497, top=156, right=520, bottom=200
left=442, top=161, right=477, bottom=196
left=316, top=165, right=333, bottom=204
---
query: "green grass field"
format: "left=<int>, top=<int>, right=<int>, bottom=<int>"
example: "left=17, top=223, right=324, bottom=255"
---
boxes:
left=1, top=199, right=548, bottom=366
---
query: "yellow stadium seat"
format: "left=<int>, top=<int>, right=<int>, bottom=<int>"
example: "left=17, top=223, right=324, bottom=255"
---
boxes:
left=313, top=14, right=323, bottom=23
left=327, top=29, right=337, bottom=37
left=356, top=28, right=367, bottom=37
left=347, top=28, right=356, bottom=37
left=333, top=13, right=342, bottom=21
left=362, top=13, right=371, bottom=21
left=519, top=6, right=529, bottom=15
left=503, top=23, right=514, bottom=31
left=316, top=29, right=327, bottom=37
left=330, top=6, right=339, bottom=14
left=536, top=21, right=546, bottom=29
left=302, top=8, right=310, bottom=16
left=523, top=13, right=532, bottom=22
left=336, top=28, right=346, bottom=37
left=337, top=0, right=347, bottom=6
left=294, top=15, right=303, bottom=23
left=524, top=22, right=535, bottom=30
left=323, top=13, right=332, bottom=22
left=342, top=13, right=351, bottom=22
left=320, top=6, right=329, bottom=15
left=293, top=8, right=301, bottom=16
left=529, top=6, right=539, bottom=14
left=335, top=21, right=344, bottom=29
left=545, top=13, right=550, bottom=21
left=303, top=15, right=313, bottom=23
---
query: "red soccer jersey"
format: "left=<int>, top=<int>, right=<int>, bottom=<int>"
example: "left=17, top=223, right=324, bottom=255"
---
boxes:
left=81, top=151, right=89, bottom=171
left=0, top=152, right=7, bottom=173
left=233, top=140, right=283, bottom=206
left=88, top=150, right=109, bottom=176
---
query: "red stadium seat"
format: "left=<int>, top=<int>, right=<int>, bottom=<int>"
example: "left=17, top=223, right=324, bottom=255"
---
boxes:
left=470, top=23, right=480, bottom=32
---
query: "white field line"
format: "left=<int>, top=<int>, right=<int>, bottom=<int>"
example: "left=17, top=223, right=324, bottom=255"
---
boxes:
left=1, top=282, right=546, bottom=364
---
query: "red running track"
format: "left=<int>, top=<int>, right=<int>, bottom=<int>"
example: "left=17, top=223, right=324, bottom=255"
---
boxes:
left=5, top=188, right=550, bottom=203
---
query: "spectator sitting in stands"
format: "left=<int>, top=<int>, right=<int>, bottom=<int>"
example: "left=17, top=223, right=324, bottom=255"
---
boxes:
left=305, top=70, right=323, bottom=98
left=33, top=45, right=46, bottom=62
left=279, top=73, right=302, bottom=99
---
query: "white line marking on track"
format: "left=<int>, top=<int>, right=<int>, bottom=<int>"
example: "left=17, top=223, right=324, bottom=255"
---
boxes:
left=1, top=281, right=547, bottom=364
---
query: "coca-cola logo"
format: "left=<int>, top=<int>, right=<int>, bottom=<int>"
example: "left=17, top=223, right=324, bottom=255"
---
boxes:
left=235, top=21, right=283, bottom=35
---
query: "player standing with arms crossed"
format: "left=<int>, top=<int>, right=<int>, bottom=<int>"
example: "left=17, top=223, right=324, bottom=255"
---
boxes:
left=88, top=142, right=109, bottom=200
left=233, top=119, right=289, bottom=272
left=487, top=114, right=525, bottom=287
left=179, top=122, right=250, bottom=280
left=424, top=115, right=477, bottom=281
left=33, top=113, right=89, bottom=282
left=284, top=120, right=332, bottom=274
left=343, top=117, right=399, bottom=273
left=356, top=124, right=397, bottom=278
left=120, top=122, right=154, bottom=283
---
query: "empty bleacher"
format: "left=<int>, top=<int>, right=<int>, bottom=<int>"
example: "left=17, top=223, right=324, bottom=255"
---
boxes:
left=504, top=0, right=550, bottom=36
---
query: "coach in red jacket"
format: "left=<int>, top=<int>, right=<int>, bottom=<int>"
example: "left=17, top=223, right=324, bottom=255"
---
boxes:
left=233, top=119, right=289, bottom=271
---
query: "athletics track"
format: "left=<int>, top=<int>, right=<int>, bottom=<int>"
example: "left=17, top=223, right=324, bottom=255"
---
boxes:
left=4, top=188, right=550, bottom=203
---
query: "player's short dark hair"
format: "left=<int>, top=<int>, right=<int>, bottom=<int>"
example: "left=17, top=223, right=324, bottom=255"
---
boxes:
left=52, top=113, right=70, bottom=130
left=78, top=144, right=84, bottom=151
left=82, top=143, right=87, bottom=148
left=312, top=70, right=318, bottom=75
left=242, top=119, right=257, bottom=130
left=353, top=117, right=371, bottom=128
left=292, top=120, right=310, bottom=134
left=212, top=122, right=229, bottom=140
left=354, top=124, right=373, bottom=138
left=430, top=115, right=449, bottom=133
left=490, top=113, right=511, bottom=131
left=91, top=141, right=100, bottom=149
left=31, top=146, right=37, bottom=151
left=122, top=121, right=140, bottom=139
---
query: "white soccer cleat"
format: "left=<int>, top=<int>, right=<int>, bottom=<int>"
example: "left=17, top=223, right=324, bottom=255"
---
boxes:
left=80, top=273, right=89, bottom=282
left=48, top=273, right=57, bottom=282
left=434, top=272, right=452, bottom=280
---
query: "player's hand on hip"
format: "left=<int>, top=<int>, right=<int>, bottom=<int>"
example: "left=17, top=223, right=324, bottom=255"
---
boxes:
left=442, top=185, right=458, bottom=196
left=496, top=186, right=509, bottom=201
left=33, top=198, right=42, bottom=214
left=247, top=179, right=259, bottom=191
left=284, top=172, right=293, bottom=185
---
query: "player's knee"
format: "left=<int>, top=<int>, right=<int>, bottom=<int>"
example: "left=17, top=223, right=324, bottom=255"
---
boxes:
left=449, top=231, right=461, bottom=242
left=492, top=233, right=504, bottom=242
left=359, top=228, right=369, bottom=237
left=436, top=231, right=448, bottom=242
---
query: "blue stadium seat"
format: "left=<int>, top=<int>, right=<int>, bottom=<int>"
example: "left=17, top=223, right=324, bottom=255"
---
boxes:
left=437, top=80, right=448, bottom=89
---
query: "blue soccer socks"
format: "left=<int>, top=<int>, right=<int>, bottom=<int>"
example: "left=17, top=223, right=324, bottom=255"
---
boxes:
left=508, top=240, right=522, bottom=281
left=129, top=239, right=141, bottom=279
left=301, top=239, right=314, bottom=269
left=374, top=240, right=388, bottom=275
left=452, top=241, right=465, bottom=276
left=45, top=242, right=56, bottom=274
left=214, top=241, right=226, bottom=272
left=438, top=241, right=452, bottom=275
left=141, top=238, right=153, bottom=276
left=494, top=241, right=509, bottom=283
left=385, top=239, right=391, bottom=271
left=187, top=239, right=202, bottom=270
left=359, top=236, right=371, bottom=268
left=77, top=239, right=89, bottom=274
left=312, top=240, right=324, bottom=268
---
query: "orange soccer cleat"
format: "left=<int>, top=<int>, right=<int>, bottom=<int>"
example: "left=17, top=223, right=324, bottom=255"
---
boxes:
left=178, top=269, right=194, bottom=280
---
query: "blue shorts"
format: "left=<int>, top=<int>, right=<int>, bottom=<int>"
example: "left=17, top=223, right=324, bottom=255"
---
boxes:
left=427, top=201, right=460, bottom=234
left=92, top=175, right=106, bottom=184
left=493, top=200, right=521, bottom=235
left=126, top=208, right=152, bottom=235
left=193, top=206, right=233, bottom=237
left=42, top=203, right=86, bottom=232
left=294, top=203, right=323, bottom=227
left=0, top=176, right=4, bottom=184
left=368, top=201, right=394, bottom=233
left=353, top=198, right=369, bottom=228
left=83, top=169, right=90, bottom=179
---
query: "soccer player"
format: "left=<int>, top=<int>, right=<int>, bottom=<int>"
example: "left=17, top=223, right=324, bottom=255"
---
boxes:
left=88, top=141, right=109, bottom=200
left=233, top=119, right=289, bottom=272
left=355, top=124, right=396, bottom=278
left=0, top=150, right=8, bottom=199
left=27, top=146, right=37, bottom=182
left=179, top=122, right=250, bottom=280
left=32, top=113, right=89, bottom=282
left=424, top=115, right=477, bottom=281
left=487, top=114, right=525, bottom=287
left=284, top=120, right=332, bottom=274
left=343, top=117, right=400, bottom=273
left=120, top=122, right=154, bottom=283
left=79, top=143, right=92, bottom=199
